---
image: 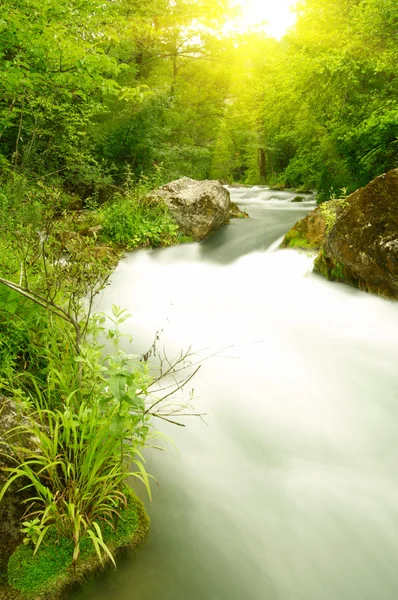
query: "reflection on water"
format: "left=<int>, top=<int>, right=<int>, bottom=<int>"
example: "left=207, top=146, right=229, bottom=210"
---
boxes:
left=69, top=188, right=398, bottom=600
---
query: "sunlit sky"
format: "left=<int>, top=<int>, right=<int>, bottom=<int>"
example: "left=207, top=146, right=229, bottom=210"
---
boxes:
left=229, top=0, right=297, bottom=39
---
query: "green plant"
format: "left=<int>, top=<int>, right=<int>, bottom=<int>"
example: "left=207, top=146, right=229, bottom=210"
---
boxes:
left=100, top=194, right=179, bottom=249
left=8, top=490, right=147, bottom=600
left=0, top=305, right=201, bottom=573
left=21, top=518, right=46, bottom=547
left=320, top=201, right=338, bottom=233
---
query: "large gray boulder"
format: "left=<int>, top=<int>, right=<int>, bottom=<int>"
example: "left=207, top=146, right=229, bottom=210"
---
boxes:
left=149, top=177, right=231, bottom=240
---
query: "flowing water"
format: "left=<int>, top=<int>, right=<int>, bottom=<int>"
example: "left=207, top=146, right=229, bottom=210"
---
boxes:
left=70, top=187, right=398, bottom=600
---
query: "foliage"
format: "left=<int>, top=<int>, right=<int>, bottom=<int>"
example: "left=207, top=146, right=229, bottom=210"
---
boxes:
left=0, top=288, right=47, bottom=382
left=1, top=307, right=149, bottom=568
left=8, top=491, right=147, bottom=600
left=0, top=302, right=201, bottom=576
left=100, top=195, right=179, bottom=248
left=0, top=0, right=396, bottom=197
left=1, top=0, right=398, bottom=589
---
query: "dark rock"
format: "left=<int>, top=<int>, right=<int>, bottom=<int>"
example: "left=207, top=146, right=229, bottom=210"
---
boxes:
left=291, top=196, right=304, bottom=203
left=148, top=177, right=231, bottom=241
left=0, top=396, right=38, bottom=581
left=313, top=169, right=398, bottom=298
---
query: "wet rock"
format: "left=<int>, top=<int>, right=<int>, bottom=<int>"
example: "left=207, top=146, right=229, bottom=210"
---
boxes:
left=281, top=199, right=341, bottom=250
left=291, top=196, right=304, bottom=203
left=229, top=201, right=249, bottom=219
left=313, top=169, right=398, bottom=298
left=148, top=177, right=231, bottom=241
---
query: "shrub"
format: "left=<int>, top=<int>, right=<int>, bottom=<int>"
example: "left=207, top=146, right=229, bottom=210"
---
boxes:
left=1, top=306, right=199, bottom=575
left=0, top=307, right=153, bottom=570
left=100, top=195, right=179, bottom=248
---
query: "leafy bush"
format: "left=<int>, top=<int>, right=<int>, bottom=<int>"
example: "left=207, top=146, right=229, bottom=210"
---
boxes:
left=0, top=288, right=47, bottom=381
left=1, top=305, right=199, bottom=574
left=100, top=195, right=179, bottom=248
left=0, top=307, right=153, bottom=569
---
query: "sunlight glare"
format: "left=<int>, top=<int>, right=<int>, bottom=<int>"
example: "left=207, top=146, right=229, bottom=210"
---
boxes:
left=230, top=0, right=297, bottom=39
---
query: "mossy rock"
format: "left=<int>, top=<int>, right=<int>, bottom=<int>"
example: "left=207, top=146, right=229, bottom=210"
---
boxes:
left=295, top=186, right=313, bottom=194
left=229, top=201, right=249, bottom=219
left=270, top=182, right=290, bottom=191
left=281, top=199, right=342, bottom=251
left=290, top=196, right=304, bottom=203
left=314, top=169, right=398, bottom=299
left=6, top=491, right=149, bottom=600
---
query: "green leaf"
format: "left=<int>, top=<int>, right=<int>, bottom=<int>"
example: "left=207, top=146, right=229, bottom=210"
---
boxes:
left=109, top=374, right=126, bottom=401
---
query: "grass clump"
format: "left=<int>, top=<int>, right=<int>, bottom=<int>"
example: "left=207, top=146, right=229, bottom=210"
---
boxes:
left=319, top=201, right=338, bottom=233
left=8, top=492, right=148, bottom=600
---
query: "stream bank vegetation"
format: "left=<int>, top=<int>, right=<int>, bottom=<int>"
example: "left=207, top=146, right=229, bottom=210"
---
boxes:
left=0, top=182, right=203, bottom=597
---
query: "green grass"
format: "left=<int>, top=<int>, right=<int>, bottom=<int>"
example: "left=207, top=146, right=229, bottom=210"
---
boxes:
left=7, top=491, right=149, bottom=600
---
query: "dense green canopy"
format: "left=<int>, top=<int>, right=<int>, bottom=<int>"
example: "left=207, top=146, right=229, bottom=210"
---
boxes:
left=0, top=0, right=397, bottom=197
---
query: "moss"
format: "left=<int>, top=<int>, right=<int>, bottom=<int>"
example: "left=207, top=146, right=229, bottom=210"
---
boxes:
left=330, top=262, right=345, bottom=281
left=7, top=491, right=149, bottom=600
left=282, top=228, right=318, bottom=250
left=177, top=233, right=195, bottom=244
left=313, top=249, right=331, bottom=279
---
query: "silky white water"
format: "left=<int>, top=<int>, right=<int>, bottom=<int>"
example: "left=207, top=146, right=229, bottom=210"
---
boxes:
left=70, top=187, right=398, bottom=600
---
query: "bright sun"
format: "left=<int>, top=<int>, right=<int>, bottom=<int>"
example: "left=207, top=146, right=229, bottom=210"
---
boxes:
left=229, top=0, right=297, bottom=39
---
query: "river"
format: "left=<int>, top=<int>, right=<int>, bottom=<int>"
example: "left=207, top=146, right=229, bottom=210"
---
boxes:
left=70, top=187, right=398, bottom=600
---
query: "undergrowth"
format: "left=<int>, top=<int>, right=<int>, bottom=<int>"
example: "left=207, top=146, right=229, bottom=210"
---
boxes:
left=99, top=195, right=179, bottom=248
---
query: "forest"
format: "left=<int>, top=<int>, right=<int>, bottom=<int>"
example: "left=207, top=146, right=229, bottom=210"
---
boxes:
left=1, top=0, right=397, bottom=199
left=0, top=0, right=397, bottom=597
